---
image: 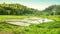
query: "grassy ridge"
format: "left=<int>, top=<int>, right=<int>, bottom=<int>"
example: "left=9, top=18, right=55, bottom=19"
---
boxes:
left=40, top=15, right=60, bottom=21
left=0, top=15, right=60, bottom=21
left=0, top=15, right=31, bottom=21
left=0, top=21, right=60, bottom=34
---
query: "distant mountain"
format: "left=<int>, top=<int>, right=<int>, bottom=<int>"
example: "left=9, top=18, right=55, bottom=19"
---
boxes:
left=43, top=5, right=60, bottom=15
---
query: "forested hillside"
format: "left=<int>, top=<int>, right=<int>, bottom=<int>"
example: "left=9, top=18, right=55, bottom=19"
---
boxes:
left=43, top=5, right=60, bottom=15
left=0, top=3, right=42, bottom=16
left=0, top=3, right=60, bottom=16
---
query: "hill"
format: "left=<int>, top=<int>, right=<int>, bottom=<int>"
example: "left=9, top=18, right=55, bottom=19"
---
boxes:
left=0, top=3, right=41, bottom=16
left=43, top=5, right=60, bottom=15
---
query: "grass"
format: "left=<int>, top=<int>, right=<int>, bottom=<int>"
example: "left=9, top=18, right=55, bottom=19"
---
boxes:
left=0, top=15, right=31, bottom=21
left=39, top=15, right=60, bottom=21
left=0, top=21, right=60, bottom=34
left=0, top=15, right=60, bottom=21
left=0, top=15, right=60, bottom=34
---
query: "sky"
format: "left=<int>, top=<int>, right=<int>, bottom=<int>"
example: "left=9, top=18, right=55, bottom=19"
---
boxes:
left=0, top=0, right=60, bottom=10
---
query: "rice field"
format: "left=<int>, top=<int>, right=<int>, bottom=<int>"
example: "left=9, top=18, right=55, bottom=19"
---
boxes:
left=0, top=15, right=60, bottom=34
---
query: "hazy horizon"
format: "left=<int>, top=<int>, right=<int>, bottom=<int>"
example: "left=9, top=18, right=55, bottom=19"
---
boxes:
left=0, top=0, right=60, bottom=10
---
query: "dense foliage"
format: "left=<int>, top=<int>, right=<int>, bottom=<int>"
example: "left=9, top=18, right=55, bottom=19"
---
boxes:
left=43, top=5, right=60, bottom=15
left=0, top=3, right=60, bottom=16
left=0, top=3, right=42, bottom=16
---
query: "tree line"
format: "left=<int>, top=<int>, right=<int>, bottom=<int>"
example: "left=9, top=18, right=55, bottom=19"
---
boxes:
left=0, top=3, right=60, bottom=16
left=0, top=3, right=42, bottom=16
left=43, top=5, right=60, bottom=15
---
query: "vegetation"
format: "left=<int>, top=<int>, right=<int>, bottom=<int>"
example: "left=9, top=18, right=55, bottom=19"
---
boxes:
left=0, top=3, right=42, bottom=16
left=0, top=21, right=60, bottom=34
left=43, top=5, right=60, bottom=15
left=0, top=15, right=60, bottom=34
left=0, top=3, right=60, bottom=16
left=0, top=3, right=60, bottom=34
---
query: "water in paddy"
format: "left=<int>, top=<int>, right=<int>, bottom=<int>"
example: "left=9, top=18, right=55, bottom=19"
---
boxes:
left=4, top=17, right=54, bottom=26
